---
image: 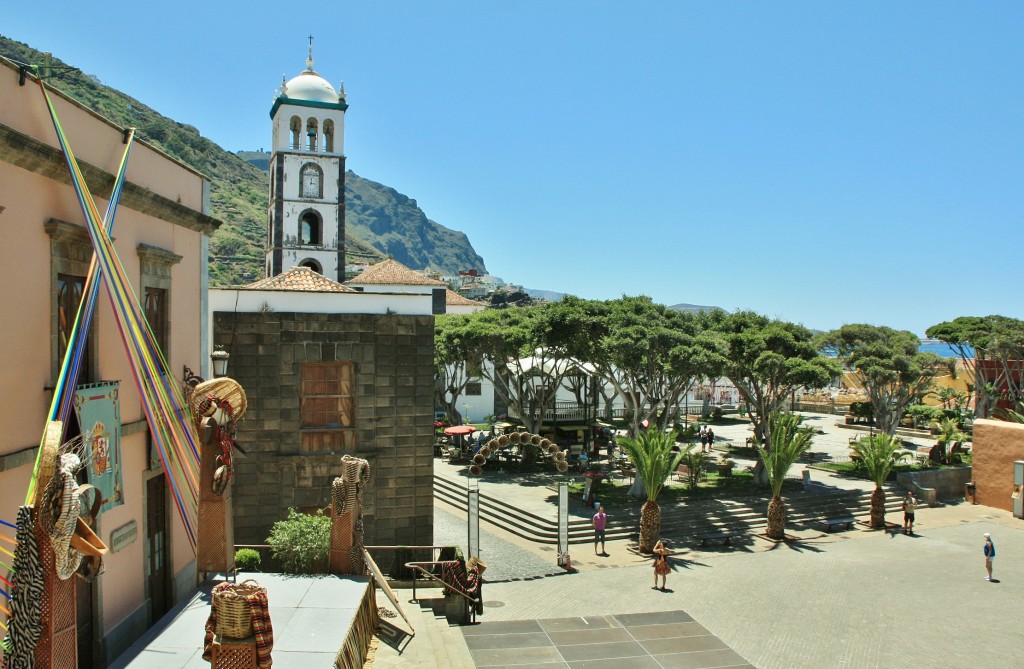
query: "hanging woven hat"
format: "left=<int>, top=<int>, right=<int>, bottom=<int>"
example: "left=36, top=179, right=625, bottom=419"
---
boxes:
left=190, top=377, right=247, bottom=423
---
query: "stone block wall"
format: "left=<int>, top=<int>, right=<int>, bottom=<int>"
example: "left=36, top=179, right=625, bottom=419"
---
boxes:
left=213, top=311, right=435, bottom=548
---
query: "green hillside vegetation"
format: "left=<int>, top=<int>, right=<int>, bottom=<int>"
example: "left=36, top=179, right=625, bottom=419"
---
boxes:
left=1, top=35, right=487, bottom=285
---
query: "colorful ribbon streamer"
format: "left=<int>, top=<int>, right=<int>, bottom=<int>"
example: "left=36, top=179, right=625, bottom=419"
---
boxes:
left=30, top=74, right=201, bottom=550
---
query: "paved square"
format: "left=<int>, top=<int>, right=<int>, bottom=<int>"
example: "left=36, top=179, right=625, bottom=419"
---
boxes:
left=464, top=612, right=754, bottom=668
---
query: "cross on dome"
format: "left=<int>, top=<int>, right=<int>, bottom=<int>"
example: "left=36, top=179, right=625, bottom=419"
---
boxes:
left=306, top=35, right=315, bottom=72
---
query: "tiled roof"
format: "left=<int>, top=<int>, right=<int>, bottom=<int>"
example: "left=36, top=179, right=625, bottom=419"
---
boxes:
left=244, top=267, right=356, bottom=292
left=345, top=258, right=446, bottom=286
left=446, top=289, right=485, bottom=307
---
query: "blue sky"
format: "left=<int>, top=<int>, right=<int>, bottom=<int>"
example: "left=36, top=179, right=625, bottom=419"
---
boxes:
left=6, top=2, right=1023, bottom=335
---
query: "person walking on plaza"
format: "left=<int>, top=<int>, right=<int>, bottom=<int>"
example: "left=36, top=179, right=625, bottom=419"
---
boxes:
left=902, top=491, right=917, bottom=535
left=593, top=505, right=607, bottom=555
left=652, top=539, right=670, bottom=591
left=984, top=533, right=995, bottom=581
left=705, top=427, right=715, bottom=452
left=699, top=426, right=708, bottom=453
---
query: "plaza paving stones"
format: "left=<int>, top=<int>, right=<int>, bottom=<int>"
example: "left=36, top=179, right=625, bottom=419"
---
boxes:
left=463, top=612, right=753, bottom=668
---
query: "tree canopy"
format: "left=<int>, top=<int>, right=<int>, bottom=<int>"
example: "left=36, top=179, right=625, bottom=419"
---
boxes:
left=708, top=311, right=839, bottom=441
left=818, top=324, right=939, bottom=435
left=926, top=315, right=1024, bottom=418
left=575, top=296, right=722, bottom=435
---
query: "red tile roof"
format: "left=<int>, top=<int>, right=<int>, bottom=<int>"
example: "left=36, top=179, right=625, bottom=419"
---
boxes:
left=346, top=259, right=446, bottom=286
left=445, top=289, right=485, bottom=307
left=244, top=266, right=356, bottom=292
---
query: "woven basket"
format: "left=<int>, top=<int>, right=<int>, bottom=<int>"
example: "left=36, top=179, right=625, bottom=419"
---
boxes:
left=469, top=465, right=482, bottom=476
left=191, top=377, right=247, bottom=423
left=472, top=453, right=486, bottom=466
left=530, top=435, right=541, bottom=445
left=213, top=579, right=262, bottom=639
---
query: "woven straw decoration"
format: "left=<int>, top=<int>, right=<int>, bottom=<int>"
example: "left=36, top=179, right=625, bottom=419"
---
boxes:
left=469, top=465, right=482, bottom=476
left=190, top=377, right=247, bottom=423
left=213, top=579, right=264, bottom=639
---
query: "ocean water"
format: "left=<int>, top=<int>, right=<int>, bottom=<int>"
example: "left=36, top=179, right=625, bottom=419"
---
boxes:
left=919, top=342, right=973, bottom=358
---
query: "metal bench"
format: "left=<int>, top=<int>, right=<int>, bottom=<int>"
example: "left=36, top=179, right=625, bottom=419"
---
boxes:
left=696, top=530, right=743, bottom=546
left=823, top=517, right=856, bottom=532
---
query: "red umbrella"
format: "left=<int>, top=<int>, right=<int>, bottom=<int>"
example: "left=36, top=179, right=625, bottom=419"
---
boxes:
left=443, top=425, right=478, bottom=436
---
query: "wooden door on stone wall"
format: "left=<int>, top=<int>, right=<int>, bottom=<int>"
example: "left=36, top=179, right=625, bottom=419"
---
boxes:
left=300, top=361, right=356, bottom=453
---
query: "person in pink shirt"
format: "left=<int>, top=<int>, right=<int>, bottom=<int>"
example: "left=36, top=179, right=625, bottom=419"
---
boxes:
left=593, top=505, right=608, bottom=555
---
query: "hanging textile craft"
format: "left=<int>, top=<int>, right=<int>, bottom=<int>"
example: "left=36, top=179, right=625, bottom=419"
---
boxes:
left=0, top=507, right=43, bottom=668
left=72, top=382, right=123, bottom=512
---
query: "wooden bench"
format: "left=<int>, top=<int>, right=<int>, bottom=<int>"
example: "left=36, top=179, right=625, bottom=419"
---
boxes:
left=696, top=530, right=743, bottom=546
left=823, top=517, right=856, bottom=532
left=673, top=464, right=690, bottom=481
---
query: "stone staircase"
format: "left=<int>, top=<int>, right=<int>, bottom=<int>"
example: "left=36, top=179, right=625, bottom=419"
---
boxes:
left=434, top=474, right=624, bottom=544
left=435, top=473, right=905, bottom=546
left=369, top=589, right=475, bottom=668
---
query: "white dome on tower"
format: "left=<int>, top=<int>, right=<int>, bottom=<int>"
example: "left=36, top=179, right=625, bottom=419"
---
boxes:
left=282, top=70, right=338, bottom=102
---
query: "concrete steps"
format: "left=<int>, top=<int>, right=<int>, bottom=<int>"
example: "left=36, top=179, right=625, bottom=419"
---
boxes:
left=369, top=594, right=474, bottom=668
left=435, top=473, right=905, bottom=545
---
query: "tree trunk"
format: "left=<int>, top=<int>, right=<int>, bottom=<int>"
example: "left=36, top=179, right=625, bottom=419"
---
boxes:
left=638, top=499, right=661, bottom=553
left=766, top=495, right=786, bottom=540
left=870, top=486, right=886, bottom=528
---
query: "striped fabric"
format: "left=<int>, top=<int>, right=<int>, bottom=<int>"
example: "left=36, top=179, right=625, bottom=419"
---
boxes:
left=0, top=507, right=44, bottom=669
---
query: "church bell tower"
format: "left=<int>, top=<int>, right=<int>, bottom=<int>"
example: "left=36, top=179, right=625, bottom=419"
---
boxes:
left=266, top=39, right=348, bottom=282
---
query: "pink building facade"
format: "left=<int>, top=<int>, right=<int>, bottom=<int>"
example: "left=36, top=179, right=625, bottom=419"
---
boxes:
left=0, top=57, right=219, bottom=666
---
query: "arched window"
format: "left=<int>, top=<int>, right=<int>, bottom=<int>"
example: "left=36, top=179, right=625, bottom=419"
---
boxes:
left=290, top=116, right=302, bottom=149
left=299, top=210, right=322, bottom=246
left=299, top=258, right=322, bottom=274
left=306, top=118, right=319, bottom=151
left=323, top=120, right=335, bottom=153
left=299, top=163, right=323, bottom=199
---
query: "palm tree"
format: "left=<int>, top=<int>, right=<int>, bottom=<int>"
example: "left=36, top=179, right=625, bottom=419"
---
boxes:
left=617, top=429, right=686, bottom=553
left=929, top=417, right=968, bottom=464
left=756, top=413, right=814, bottom=540
left=850, top=434, right=908, bottom=527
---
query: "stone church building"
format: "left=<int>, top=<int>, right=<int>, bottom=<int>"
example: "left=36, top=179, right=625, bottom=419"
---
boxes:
left=210, top=48, right=443, bottom=550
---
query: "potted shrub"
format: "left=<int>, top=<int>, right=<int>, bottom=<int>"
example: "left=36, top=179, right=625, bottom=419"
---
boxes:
left=234, top=548, right=262, bottom=572
left=266, top=507, right=331, bottom=574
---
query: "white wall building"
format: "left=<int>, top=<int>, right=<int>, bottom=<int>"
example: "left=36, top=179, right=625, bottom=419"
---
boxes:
left=266, top=44, right=349, bottom=282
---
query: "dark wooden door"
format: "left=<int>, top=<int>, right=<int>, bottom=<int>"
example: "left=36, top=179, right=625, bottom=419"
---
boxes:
left=147, top=474, right=171, bottom=623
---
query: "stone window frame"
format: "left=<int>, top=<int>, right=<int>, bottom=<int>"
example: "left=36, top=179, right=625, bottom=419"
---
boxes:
left=45, top=219, right=96, bottom=382
left=137, top=244, right=182, bottom=361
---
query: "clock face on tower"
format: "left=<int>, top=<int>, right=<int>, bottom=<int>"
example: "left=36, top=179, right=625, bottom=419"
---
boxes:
left=302, top=170, right=320, bottom=198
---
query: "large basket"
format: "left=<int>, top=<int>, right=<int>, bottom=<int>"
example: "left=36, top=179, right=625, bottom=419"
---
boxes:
left=213, top=579, right=262, bottom=639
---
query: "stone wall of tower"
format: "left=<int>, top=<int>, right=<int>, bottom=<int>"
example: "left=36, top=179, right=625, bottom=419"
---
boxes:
left=214, top=310, right=436, bottom=550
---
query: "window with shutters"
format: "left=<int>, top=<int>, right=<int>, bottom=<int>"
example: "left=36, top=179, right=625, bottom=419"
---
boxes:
left=300, top=361, right=356, bottom=454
